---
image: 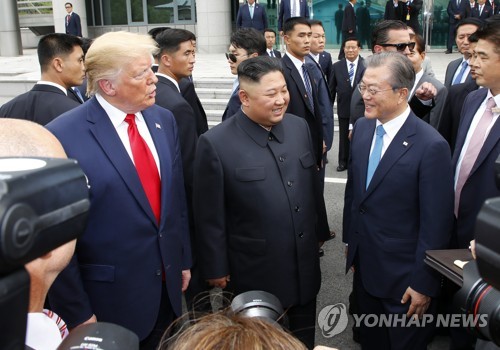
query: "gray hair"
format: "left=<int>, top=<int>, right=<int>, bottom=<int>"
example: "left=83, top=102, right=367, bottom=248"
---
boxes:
left=365, top=51, right=415, bottom=91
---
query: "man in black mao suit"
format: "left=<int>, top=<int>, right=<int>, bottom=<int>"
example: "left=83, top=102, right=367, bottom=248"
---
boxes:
left=64, top=2, right=82, bottom=37
left=331, top=38, right=365, bottom=171
left=344, top=52, right=453, bottom=349
left=194, top=56, right=330, bottom=349
left=0, top=33, right=84, bottom=124
left=236, top=0, right=268, bottom=32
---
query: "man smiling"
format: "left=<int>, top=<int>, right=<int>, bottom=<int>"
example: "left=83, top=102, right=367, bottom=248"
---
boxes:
left=194, top=56, right=329, bottom=349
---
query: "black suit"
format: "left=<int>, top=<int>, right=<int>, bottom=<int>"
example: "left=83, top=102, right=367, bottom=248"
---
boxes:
left=0, top=83, right=80, bottom=125
left=384, top=0, right=404, bottom=20
left=437, top=79, right=478, bottom=153
left=317, top=51, right=333, bottom=86
left=267, top=49, right=282, bottom=58
left=447, top=0, right=467, bottom=51
left=444, top=57, right=473, bottom=88
left=281, top=54, right=324, bottom=167
left=331, top=57, right=365, bottom=167
left=179, top=77, right=208, bottom=135
left=221, top=83, right=241, bottom=121
left=401, top=0, right=423, bottom=33
left=194, top=110, right=329, bottom=348
left=471, top=3, right=494, bottom=18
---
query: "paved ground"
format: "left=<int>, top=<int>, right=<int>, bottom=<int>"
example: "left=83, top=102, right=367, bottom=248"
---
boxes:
left=0, top=48, right=461, bottom=349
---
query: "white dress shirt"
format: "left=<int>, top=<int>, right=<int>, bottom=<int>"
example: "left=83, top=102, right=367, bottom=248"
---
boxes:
left=369, top=106, right=411, bottom=158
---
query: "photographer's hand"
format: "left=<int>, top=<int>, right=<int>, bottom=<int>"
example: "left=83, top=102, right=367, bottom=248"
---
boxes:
left=207, top=275, right=230, bottom=289
left=470, top=240, right=476, bottom=260
left=401, top=287, right=430, bottom=318
left=182, top=269, right=191, bottom=292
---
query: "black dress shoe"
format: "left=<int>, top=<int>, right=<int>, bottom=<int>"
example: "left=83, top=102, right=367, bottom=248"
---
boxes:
left=336, top=164, right=347, bottom=172
left=445, top=50, right=452, bottom=54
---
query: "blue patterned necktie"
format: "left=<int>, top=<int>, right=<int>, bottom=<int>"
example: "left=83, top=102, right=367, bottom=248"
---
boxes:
left=302, top=64, right=314, bottom=112
left=366, top=125, right=386, bottom=189
left=453, top=61, right=468, bottom=85
left=348, top=62, right=355, bottom=86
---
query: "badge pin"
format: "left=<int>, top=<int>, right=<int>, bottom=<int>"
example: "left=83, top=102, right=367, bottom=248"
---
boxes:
left=155, top=123, right=161, bottom=129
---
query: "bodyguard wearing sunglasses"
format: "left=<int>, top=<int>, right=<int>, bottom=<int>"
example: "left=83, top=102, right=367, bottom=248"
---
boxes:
left=349, top=20, right=437, bottom=130
left=221, top=28, right=267, bottom=121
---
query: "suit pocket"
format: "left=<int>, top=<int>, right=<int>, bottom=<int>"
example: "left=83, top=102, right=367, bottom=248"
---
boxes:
left=300, top=151, right=315, bottom=168
left=235, top=167, right=266, bottom=182
left=229, top=235, right=266, bottom=256
left=80, top=264, right=115, bottom=282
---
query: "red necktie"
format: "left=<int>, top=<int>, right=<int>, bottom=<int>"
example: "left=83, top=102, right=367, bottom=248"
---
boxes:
left=125, top=114, right=161, bottom=223
left=66, top=14, right=70, bottom=25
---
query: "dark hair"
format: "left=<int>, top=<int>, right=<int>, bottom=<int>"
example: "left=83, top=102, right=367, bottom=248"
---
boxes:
left=475, top=18, right=500, bottom=54
left=365, top=52, right=415, bottom=91
left=156, top=28, right=196, bottom=55
left=413, top=33, right=425, bottom=54
left=283, top=17, right=311, bottom=35
left=468, top=32, right=479, bottom=43
left=237, top=56, right=284, bottom=84
left=65, top=2, right=72, bottom=7
left=264, top=28, right=277, bottom=36
left=37, top=33, right=83, bottom=72
left=230, top=28, right=267, bottom=56
left=148, top=27, right=170, bottom=41
left=80, top=37, right=93, bottom=56
left=308, top=19, right=324, bottom=28
left=371, top=20, right=408, bottom=52
left=338, top=3, right=343, bottom=9
left=344, top=37, right=361, bottom=47
left=456, top=17, right=484, bottom=34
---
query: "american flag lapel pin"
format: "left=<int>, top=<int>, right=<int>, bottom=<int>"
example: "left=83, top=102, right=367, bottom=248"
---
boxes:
left=155, top=123, right=161, bottom=129
left=403, top=141, right=408, bottom=147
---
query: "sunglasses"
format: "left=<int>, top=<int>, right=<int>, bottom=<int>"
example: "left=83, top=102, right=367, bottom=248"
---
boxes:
left=379, top=42, right=416, bottom=52
left=225, top=52, right=249, bottom=63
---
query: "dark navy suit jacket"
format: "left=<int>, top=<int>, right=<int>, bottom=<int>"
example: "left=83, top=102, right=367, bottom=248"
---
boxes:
left=46, top=97, right=191, bottom=340
left=452, top=88, right=500, bottom=248
left=444, top=57, right=474, bottom=88
left=447, top=0, right=467, bottom=23
left=344, top=112, right=454, bottom=299
left=221, top=83, right=241, bottom=121
left=236, top=3, right=268, bottom=31
left=65, top=12, right=82, bottom=36
left=278, top=0, right=310, bottom=31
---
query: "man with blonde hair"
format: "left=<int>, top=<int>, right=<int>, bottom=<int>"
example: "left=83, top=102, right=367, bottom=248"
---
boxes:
left=46, top=31, right=192, bottom=350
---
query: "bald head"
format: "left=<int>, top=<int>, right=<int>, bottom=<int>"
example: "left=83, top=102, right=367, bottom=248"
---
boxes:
left=0, top=119, right=66, bottom=158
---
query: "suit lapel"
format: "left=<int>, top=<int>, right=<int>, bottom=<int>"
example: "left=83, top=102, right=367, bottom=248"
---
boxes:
left=363, top=114, right=417, bottom=199
left=86, top=98, right=158, bottom=226
left=452, top=89, right=487, bottom=167
left=283, top=55, right=315, bottom=115
left=356, top=119, right=376, bottom=192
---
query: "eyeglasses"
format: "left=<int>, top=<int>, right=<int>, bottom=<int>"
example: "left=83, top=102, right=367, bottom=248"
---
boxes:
left=225, top=52, right=248, bottom=63
left=357, top=84, right=395, bottom=96
left=379, top=41, right=416, bottom=52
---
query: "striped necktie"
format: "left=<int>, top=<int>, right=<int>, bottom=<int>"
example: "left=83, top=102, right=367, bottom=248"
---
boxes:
left=453, top=61, right=468, bottom=85
left=302, top=64, right=314, bottom=112
left=349, top=62, right=355, bottom=86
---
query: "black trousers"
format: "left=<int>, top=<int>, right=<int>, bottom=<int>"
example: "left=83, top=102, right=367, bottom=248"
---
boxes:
left=287, top=297, right=317, bottom=350
left=338, top=117, right=350, bottom=167
left=140, top=284, right=174, bottom=350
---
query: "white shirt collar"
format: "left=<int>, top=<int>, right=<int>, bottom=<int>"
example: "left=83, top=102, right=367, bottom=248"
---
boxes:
left=376, top=105, right=411, bottom=143
left=95, top=93, right=146, bottom=128
left=346, top=56, right=360, bottom=66
left=37, top=81, right=67, bottom=95
left=410, top=69, right=424, bottom=99
left=156, top=72, right=180, bottom=93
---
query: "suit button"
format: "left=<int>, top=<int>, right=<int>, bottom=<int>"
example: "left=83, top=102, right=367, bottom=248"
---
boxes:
left=359, top=207, right=366, bottom=214
left=159, top=233, right=163, bottom=238
left=294, top=205, right=300, bottom=212
left=287, top=181, right=293, bottom=187
left=298, top=232, right=304, bottom=238
left=268, top=135, right=274, bottom=141
left=279, top=156, right=285, bottom=162
left=156, top=269, right=162, bottom=276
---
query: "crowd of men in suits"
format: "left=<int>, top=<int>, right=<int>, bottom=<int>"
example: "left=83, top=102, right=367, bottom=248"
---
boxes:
left=0, top=10, right=499, bottom=350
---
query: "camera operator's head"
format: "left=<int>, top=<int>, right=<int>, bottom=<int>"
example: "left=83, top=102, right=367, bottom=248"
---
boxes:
left=159, top=312, right=307, bottom=350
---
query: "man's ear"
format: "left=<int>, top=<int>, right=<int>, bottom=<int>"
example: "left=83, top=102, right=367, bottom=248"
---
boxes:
left=53, top=57, right=64, bottom=73
left=98, top=79, right=117, bottom=96
left=160, top=53, right=172, bottom=67
left=373, top=45, right=383, bottom=54
left=239, top=89, right=250, bottom=107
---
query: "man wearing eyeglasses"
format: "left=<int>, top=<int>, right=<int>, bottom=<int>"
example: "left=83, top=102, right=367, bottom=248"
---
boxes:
left=349, top=20, right=437, bottom=132
left=221, top=28, right=266, bottom=121
left=64, top=2, right=82, bottom=37
left=343, top=52, right=454, bottom=349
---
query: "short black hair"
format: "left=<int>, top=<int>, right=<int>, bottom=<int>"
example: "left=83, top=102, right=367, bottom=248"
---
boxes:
left=264, top=28, right=277, bottom=36
left=283, top=17, right=311, bottom=35
left=230, top=28, right=267, bottom=56
left=475, top=17, right=500, bottom=54
left=156, top=28, right=196, bottom=55
left=344, top=37, right=361, bottom=47
left=65, top=2, right=72, bottom=7
left=456, top=17, right=484, bottom=34
left=412, top=33, right=425, bottom=54
left=37, top=33, right=83, bottom=72
left=148, top=27, right=170, bottom=41
left=371, top=20, right=408, bottom=52
left=308, top=19, right=324, bottom=28
left=237, top=56, right=284, bottom=84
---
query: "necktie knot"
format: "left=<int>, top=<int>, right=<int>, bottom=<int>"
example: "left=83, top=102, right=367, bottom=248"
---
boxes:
left=486, top=97, right=497, bottom=112
left=376, top=124, right=386, bottom=137
left=125, top=113, right=136, bottom=125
